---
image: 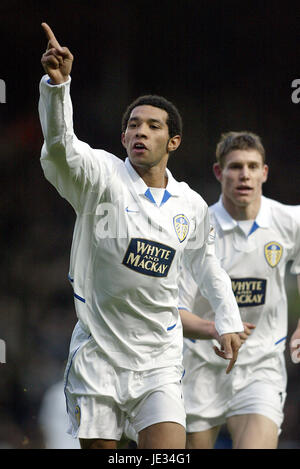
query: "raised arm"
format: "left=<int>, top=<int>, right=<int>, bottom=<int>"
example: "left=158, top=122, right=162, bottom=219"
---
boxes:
left=39, top=23, right=112, bottom=213
left=41, top=22, right=73, bottom=84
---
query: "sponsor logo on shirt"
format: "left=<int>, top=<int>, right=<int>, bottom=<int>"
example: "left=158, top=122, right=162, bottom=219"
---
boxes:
left=231, top=278, right=267, bottom=307
left=173, top=214, right=189, bottom=243
left=264, top=241, right=283, bottom=268
left=122, top=238, right=175, bottom=277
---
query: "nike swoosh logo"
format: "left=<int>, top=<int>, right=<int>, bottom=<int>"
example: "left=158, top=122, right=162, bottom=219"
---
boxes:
left=125, top=207, right=139, bottom=213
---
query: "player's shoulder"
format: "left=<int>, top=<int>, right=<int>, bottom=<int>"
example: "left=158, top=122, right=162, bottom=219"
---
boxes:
left=267, top=196, right=300, bottom=220
left=94, top=148, right=124, bottom=164
left=93, top=148, right=126, bottom=173
left=177, top=180, right=207, bottom=203
left=176, top=180, right=208, bottom=213
left=265, top=197, right=300, bottom=235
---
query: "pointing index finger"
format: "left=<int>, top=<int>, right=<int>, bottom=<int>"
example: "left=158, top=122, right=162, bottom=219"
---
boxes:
left=41, top=22, right=62, bottom=51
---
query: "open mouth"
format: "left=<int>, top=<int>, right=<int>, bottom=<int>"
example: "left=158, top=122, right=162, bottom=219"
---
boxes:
left=236, top=185, right=252, bottom=193
left=133, top=142, right=147, bottom=151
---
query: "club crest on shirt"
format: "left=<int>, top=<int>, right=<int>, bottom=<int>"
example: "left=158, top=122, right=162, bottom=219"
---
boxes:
left=264, top=241, right=283, bottom=268
left=75, top=405, right=81, bottom=426
left=173, top=214, right=189, bottom=243
left=122, top=238, right=176, bottom=277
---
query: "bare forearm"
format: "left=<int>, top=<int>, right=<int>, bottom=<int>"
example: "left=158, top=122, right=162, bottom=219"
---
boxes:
left=179, top=308, right=218, bottom=340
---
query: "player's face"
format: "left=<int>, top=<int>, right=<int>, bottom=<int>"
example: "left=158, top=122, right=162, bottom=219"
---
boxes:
left=121, top=105, right=180, bottom=171
left=214, top=149, right=268, bottom=209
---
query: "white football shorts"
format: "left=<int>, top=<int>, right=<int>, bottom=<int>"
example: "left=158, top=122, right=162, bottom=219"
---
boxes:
left=182, top=346, right=287, bottom=433
left=64, top=322, right=186, bottom=440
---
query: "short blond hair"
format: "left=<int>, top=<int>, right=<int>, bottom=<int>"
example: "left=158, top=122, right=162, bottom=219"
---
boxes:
left=216, top=131, right=265, bottom=168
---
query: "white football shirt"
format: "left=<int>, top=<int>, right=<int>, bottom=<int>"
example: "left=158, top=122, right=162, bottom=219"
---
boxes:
left=39, top=76, right=243, bottom=371
left=179, top=196, right=300, bottom=366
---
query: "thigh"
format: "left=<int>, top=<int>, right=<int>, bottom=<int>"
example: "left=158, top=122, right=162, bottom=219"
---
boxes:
left=182, top=348, right=230, bottom=433
left=226, top=377, right=285, bottom=449
left=226, top=378, right=286, bottom=433
left=80, top=438, right=117, bottom=449
left=132, top=381, right=186, bottom=435
left=126, top=368, right=186, bottom=449
left=68, top=394, right=125, bottom=441
left=186, top=426, right=221, bottom=449
left=138, top=422, right=186, bottom=449
left=65, top=331, right=127, bottom=441
left=227, top=413, right=278, bottom=449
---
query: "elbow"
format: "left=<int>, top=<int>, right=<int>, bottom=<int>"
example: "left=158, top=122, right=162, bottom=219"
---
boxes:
left=41, top=140, right=67, bottom=163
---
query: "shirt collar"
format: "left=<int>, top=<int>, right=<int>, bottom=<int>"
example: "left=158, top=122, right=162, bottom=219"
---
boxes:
left=213, top=197, right=238, bottom=231
left=255, top=196, right=272, bottom=228
left=124, top=158, right=181, bottom=202
left=213, top=195, right=272, bottom=231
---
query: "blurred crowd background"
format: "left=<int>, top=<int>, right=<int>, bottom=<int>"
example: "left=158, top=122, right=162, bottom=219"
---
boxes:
left=0, top=0, right=299, bottom=448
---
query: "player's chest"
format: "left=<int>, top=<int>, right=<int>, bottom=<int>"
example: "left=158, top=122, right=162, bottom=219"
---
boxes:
left=94, top=187, right=195, bottom=251
left=216, top=228, right=292, bottom=308
left=216, top=228, right=291, bottom=274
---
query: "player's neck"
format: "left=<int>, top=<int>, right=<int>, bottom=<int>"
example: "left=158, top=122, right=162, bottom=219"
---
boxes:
left=222, top=196, right=262, bottom=221
left=133, top=162, right=168, bottom=188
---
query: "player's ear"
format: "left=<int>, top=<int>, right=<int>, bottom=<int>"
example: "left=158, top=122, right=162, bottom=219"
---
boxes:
left=167, top=135, right=181, bottom=153
left=262, top=164, right=269, bottom=183
left=213, top=162, right=223, bottom=182
left=121, top=132, right=126, bottom=148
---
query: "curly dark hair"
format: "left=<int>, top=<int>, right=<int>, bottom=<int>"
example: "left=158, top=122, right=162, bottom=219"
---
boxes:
left=121, top=95, right=183, bottom=139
